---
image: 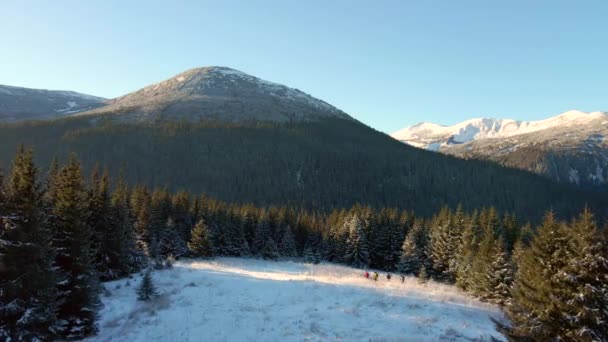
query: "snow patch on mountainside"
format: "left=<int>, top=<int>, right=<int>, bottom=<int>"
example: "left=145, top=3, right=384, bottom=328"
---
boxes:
left=90, top=258, right=506, bottom=341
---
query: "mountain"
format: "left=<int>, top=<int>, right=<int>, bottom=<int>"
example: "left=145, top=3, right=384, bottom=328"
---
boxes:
left=76, top=66, right=350, bottom=122
left=0, top=84, right=106, bottom=122
left=0, top=68, right=605, bottom=222
left=391, top=111, right=608, bottom=190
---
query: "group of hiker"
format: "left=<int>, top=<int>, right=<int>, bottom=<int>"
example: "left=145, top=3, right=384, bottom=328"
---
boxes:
left=363, top=271, right=406, bottom=283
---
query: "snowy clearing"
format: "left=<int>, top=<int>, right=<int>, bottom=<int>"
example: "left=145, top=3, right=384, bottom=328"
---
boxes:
left=90, top=258, right=506, bottom=342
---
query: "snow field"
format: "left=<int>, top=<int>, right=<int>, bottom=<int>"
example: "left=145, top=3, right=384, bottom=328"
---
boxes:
left=90, top=258, right=506, bottom=342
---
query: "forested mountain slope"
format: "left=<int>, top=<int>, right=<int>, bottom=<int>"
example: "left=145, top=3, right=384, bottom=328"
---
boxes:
left=0, top=115, right=604, bottom=223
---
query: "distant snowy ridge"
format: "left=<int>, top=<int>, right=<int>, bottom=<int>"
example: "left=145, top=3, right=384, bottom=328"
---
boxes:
left=392, top=110, right=607, bottom=150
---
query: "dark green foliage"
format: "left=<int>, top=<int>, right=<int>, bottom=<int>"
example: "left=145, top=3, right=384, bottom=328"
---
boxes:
left=397, top=219, right=426, bottom=275
left=0, top=117, right=604, bottom=223
left=1, top=147, right=606, bottom=341
left=137, top=270, right=158, bottom=301
left=0, top=147, right=60, bottom=341
left=554, top=209, right=608, bottom=341
left=253, top=212, right=276, bottom=258
left=455, top=211, right=481, bottom=290
left=279, top=224, right=297, bottom=257
left=344, top=214, right=370, bottom=268
left=507, top=211, right=572, bottom=340
left=188, top=219, right=213, bottom=257
left=50, top=155, right=101, bottom=339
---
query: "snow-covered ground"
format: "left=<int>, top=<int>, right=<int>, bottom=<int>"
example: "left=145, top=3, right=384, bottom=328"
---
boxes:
left=90, top=258, right=506, bottom=342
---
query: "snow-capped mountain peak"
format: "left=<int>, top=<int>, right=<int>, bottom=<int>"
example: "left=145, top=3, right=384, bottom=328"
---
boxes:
left=391, top=110, right=607, bottom=150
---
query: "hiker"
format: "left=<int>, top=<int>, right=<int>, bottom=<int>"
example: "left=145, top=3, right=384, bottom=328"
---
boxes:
left=364, top=271, right=370, bottom=279
left=386, top=273, right=392, bottom=281
left=400, top=274, right=405, bottom=283
left=373, top=272, right=379, bottom=282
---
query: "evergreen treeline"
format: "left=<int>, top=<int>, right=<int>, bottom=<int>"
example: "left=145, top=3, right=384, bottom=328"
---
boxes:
left=0, top=116, right=605, bottom=224
left=1, top=148, right=607, bottom=340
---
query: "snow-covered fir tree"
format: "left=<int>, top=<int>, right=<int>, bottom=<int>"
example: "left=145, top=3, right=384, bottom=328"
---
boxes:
left=454, top=211, right=481, bottom=291
left=0, top=147, right=61, bottom=341
left=396, top=220, right=425, bottom=275
left=507, top=211, right=571, bottom=340
left=480, top=238, right=513, bottom=305
left=344, top=214, right=370, bottom=268
left=278, top=224, right=297, bottom=257
left=50, top=156, right=101, bottom=339
left=160, top=217, right=188, bottom=258
left=188, top=218, right=213, bottom=257
left=554, top=208, right=608, bottom=341
left=137, top=270, right=158, bottom=301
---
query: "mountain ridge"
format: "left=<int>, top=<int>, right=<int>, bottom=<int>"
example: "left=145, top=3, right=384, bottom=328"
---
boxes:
left=0, top=84, right=106, bottom=122
left=392, top=110, right=607, bottom=150
left=391, top=111, right=608, bottom=190
left=76, top=66, right=351, bottom=123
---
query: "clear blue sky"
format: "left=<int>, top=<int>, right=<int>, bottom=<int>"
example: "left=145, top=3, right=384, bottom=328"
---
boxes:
left=1, top=0, right=606, bottom=133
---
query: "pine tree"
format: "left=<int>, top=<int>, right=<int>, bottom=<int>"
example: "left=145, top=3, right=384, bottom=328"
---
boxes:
left=137, top=270, right=158, bottom=301
left=260, top=236, right=279, bottom=260
left=418, top=265, right=429, bottom=284
left=303, top=233, right=322, bottom=264
left=555, top=208, right=608, bottom=341
left=87, top=168, right=115, bottom=280
left=50, top=155, right=101, bottom=339
left=188, top=218, right=213, bottom=257
left=455, top=211, right=481, bottom=290
left=468, top=228, right=497, bottom=299
left=279, top=224, right=297, bottom=257
left=253, top=212, right=278, bottom=259
left=131, top=185, right=151, bottom=254
left=171, top=191, right=193, bottom=246
left=110, top=174, right=139, bottom=275
left=397, top=220, right=425, bottom=275
left=344, top=214, right=370, bottom=268
left=223, top=211, right=250, bottom=256
left=507, top=211, right=571, bottom=340
left=160, top=217, right=188, bottom=258
left=429, top=207, right=456, bottom=281
left=0, top=147, right=61, bottom=341
left=481, top=238, right=513, bottom=305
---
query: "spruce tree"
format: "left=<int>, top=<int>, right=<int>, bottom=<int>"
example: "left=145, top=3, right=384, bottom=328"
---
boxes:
left=188, top=218, right=213, bottom=257
left=160, top=217, right=188, bottom=258
left=279, top=224, right=297, bottom=257
left=429, top=208, right=453, bottom=280
left=51, top=155, right=101, bottom=339
left=344, top=214, right=370, bottom=268
left=253, top=212, right=278, bottom=259
left=455, top=211, right=481, bottom=290
left=555, top=208, right=608, bottom=341
left=481, top=238, right=513, bottom=305
left=418, top=265, right=429, bottom=284
left=137, top=270, right=158, bottom=301
left=87, top=168, right=115, bottom=280
left=397, top=220, right=425, bottom=275
left=131, top=185, right=151, bottom=254
left=223, top=211, right=250, bottom=256
left=0, top=147, right=61, bottom=341
left=507, top=211, right=571, bottom=340
left=110, top=174, right=139, bottom=275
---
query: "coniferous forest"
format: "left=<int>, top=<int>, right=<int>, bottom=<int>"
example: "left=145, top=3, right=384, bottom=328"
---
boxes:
left=1, top=147, right=607, bottom=341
